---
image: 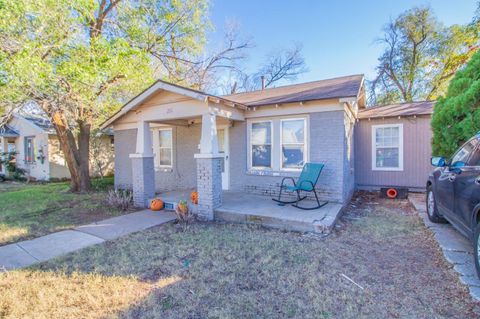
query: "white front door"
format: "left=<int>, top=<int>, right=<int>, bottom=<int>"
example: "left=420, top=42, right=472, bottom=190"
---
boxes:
left=217, top=127, right=229, bottom=190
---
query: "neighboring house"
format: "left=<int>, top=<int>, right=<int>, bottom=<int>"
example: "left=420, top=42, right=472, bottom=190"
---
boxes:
left=101, top=74, right=366, bottom=218
left=355, top=101, right=434, bottom=191
left=0, top=114, right=114, bottom=181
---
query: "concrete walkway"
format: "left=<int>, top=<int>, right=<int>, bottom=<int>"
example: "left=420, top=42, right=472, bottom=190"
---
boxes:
left=409, top=194, right=480, bottom=301
left=0, top=210, right=176, bottom=271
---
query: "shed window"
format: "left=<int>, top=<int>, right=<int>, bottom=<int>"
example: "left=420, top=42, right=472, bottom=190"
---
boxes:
left=158, top=128, right=173, bottom=167
left=251, top=121, right=272, bottom=168
left=372, top=124, right=403, bottom=171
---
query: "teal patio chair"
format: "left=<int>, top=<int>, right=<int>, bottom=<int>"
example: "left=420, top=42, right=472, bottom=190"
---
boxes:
left=272, top=162, right=328, bottom=210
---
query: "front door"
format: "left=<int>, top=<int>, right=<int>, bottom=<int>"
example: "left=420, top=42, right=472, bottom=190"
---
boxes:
left=217, top=127, right=229, bottom=190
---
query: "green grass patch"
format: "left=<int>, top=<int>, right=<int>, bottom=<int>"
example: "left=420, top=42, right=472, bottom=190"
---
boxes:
left=0, top=179, right=127, bottom=245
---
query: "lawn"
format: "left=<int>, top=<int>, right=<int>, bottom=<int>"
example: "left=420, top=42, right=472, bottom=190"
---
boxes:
left=0, top=178, right=130, bottom=246
left=1, top=192, right=479, bottom=318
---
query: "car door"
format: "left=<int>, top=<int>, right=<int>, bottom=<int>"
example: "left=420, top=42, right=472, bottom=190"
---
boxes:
left=436, top=139, right=477, bottom=220
left=454, top=138, right=480, bottom=237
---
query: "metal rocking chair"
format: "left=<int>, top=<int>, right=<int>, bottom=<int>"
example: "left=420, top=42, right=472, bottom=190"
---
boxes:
left=272, top=163, right=328, bottom=210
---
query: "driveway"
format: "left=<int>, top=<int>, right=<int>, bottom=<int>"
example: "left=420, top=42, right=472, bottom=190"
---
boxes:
left=409, top=193, right=480, bottom=300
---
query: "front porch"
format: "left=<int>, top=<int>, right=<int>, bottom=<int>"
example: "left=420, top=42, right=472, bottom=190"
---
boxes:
left=158, top=189, right=343, bottom=234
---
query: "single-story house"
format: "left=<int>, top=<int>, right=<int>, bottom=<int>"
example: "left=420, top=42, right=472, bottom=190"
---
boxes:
left=100, top=74, right=435, bottom=220
left=0, top=114, right=114, bottom=181
left=355, top=101, right=434, bottom=191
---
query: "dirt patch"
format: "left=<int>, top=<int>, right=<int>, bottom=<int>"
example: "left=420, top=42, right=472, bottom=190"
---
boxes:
left=2, top=191, right=479, bottom=318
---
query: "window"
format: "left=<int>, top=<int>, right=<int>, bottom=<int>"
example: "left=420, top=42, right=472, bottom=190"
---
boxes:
left=251, top=121, right=272, bottom=168
left=158, top=128, right=172, bottom=167
left=248, top=117, right=308, bottom=172
left=24, top=137, right=35, bottom=163
left=372, top=124, right=403, bottom=171
left=281, top=119, right=306, bottom=169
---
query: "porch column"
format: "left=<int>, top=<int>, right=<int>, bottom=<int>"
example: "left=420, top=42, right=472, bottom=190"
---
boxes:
left=129, top=121, right=155, bottom=208
left=194, top=113, right=222, bottom=221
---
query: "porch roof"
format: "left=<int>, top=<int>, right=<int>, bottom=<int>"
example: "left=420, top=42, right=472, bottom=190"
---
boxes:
left=0, top=125, right=19, bottom=137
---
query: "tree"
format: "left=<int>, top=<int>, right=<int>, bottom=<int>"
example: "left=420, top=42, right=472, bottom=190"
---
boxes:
left=219, top=43, right=308, bottom=94
left=370, top=6, right=479, bottom=105
left=0, top=0, right=209, bottom=191
left=431, top=50, right=480, bottom=157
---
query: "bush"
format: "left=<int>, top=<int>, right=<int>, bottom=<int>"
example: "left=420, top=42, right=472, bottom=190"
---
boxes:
left=0, top=152, right=26, bottom=181
left=91, top=176, right=115, bottom=191
left=106, top=189, right=132, bottom=211
left=431, top=50, right=480, bottom=157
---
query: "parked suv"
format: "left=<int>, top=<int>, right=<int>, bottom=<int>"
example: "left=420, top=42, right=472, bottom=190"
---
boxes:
left=427, top=133, right=480, bottom=277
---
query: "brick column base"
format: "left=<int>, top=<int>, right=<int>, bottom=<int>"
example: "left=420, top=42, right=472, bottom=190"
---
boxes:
left=130, top=155, right=155, bottom=208
left=195, top=156, right=222, bottom=221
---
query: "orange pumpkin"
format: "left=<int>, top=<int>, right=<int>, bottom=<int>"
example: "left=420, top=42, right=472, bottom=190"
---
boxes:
left=150, top=198, right=164, bottom=211
left=190, top=191, right=198, bottom=204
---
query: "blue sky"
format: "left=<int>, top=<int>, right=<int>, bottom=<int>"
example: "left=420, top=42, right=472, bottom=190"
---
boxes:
left=207, top=0, right=478, bottom=84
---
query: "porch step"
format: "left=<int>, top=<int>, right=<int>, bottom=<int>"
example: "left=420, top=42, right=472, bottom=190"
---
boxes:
left=214, top=204, right=342, bottom=234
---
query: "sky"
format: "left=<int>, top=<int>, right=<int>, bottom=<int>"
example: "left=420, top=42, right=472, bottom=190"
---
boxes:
left=206, top=0, right=478, bottom=85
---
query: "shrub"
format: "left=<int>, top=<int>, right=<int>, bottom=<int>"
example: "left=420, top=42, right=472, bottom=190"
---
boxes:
left=106, top=189, right=132, bottom=211
left=175, top=199, right=194, bottom=228
left=431, top=50, right=480, bottom=157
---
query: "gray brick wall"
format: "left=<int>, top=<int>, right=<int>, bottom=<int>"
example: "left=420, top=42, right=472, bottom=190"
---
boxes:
left=131, top=156, right=155, bottom=207
left=114, top=125, right=199, bottom=192
left=196, top=157, right=222, bottom=220
left=114, top=110, right=354, bottom=205
left=229, top=111, right=350, bottom=204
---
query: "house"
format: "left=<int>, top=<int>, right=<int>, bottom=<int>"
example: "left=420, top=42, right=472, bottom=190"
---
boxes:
left=101, top=74, right=365, bottom=220
left=355, top=101, right=434, bottom=191
left=0, top=114, right=114, bottom=181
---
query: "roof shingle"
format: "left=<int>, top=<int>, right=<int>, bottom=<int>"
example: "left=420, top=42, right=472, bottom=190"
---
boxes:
left=357, top=101, right=434, bottom=119
left=222, top=74, right=364, bottom=107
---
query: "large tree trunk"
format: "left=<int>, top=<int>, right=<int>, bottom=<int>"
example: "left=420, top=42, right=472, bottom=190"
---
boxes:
left=50, top=111, right=91, bottom=192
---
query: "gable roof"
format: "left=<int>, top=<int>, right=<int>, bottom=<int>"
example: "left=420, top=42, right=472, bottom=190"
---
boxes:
left=100, top=80, right=248, bottom=129
left=222, top=74, right=364, bottom=107
left=357, top=101, right=435, bottom=119
left=0, top=125, right=19, bottom=137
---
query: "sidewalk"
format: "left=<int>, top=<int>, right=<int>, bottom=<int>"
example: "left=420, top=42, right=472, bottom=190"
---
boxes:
left=0, top=210, right=175, bottom=271
left=409, top=193, right=480, bottom=301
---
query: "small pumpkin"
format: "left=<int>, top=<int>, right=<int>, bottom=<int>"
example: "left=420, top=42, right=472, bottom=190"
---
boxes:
left=190, top=191, right=199, bottom=204
left=177, top=200, right=189, bottom=214
left=150, top=198, right=164, bottom=211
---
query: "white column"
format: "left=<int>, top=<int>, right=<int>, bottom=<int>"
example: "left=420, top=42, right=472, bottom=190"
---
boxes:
left=0, top=137, right=6, bottom=175
left=135, top=121, right=153, bottom=156
left=197, top=113, right=219, bottom=156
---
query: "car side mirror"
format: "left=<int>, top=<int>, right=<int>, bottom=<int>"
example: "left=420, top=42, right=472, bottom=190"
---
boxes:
left=431, top=156, right=446, bottom=167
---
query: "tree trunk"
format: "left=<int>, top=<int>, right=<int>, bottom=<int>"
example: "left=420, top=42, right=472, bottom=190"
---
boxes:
left=50, top=111, right=91, bottom=192
left=77, top=120, right=91, bottom=192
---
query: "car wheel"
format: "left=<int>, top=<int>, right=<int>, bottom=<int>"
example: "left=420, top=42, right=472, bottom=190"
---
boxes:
left=474, top=223, right=480, bottom=279
left=426, top=185, right=447, bottom=223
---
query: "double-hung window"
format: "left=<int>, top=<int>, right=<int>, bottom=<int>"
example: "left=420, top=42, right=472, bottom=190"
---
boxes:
left=251, top=121, right=272, bottom=168
left=281, top=118, right=306, bottom=169
left=24, top=136, right=35, bottom=163
left=158, top=128, right=173, bottom=167
left=372, top=124, right=403, bottom=171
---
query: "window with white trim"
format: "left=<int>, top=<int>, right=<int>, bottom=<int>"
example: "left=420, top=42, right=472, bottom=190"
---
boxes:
left=372, top=124, right=403, bottom=171
left=281, top=118, right=306, bottom=169
left=248, top=116, right=308, bottom=171
left=251, top=121, right=272, bottom=168
left=158, top=128, right=173, bottom=167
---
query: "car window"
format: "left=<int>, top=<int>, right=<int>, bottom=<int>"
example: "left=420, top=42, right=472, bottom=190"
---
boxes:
left=467, top=139, right=480, bottom=166
left=450, top=139, right=478, bottom=167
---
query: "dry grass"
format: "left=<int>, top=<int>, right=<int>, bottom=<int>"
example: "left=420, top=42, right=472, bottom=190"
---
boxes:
left=1, top=192, right=479, bottom=318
